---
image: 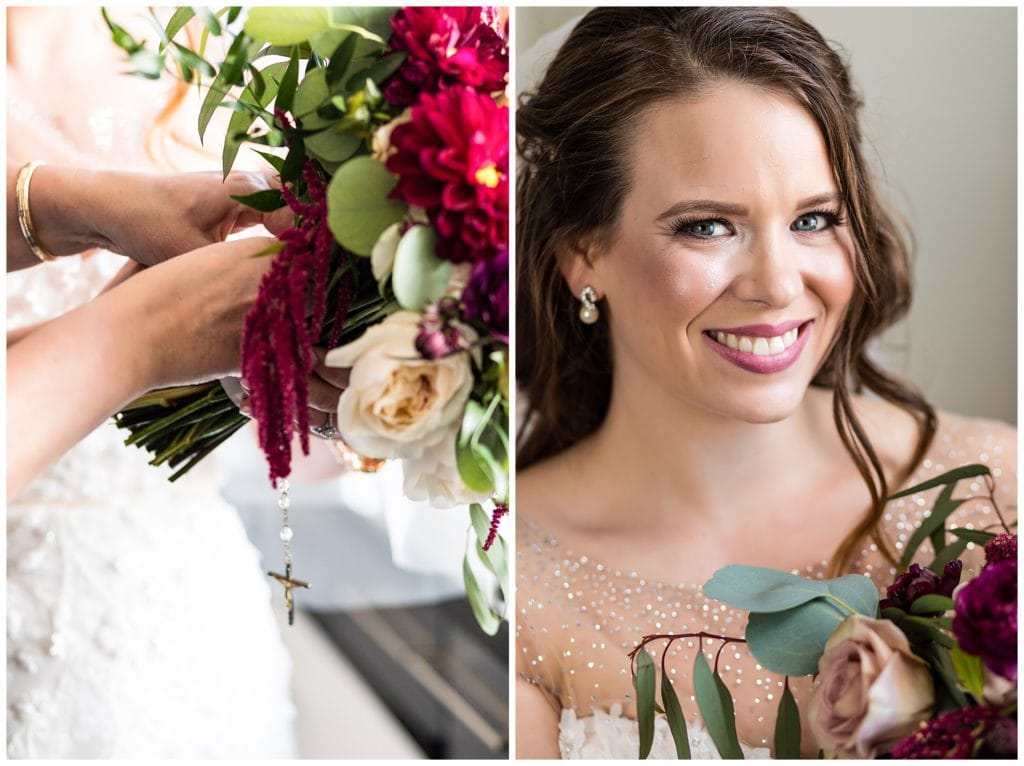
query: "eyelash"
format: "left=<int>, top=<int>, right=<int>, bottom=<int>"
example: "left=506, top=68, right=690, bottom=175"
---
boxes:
left=669, top=208, right=848, bottom=238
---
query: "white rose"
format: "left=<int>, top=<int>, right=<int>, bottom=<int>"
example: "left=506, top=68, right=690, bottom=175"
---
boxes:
left=325, top=311, right=475, bottom=460
left=401, top=432, right=490, bottom=509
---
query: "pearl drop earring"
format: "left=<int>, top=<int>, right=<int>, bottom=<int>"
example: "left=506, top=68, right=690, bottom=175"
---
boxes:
left=579, top=285, right=600, bottom=324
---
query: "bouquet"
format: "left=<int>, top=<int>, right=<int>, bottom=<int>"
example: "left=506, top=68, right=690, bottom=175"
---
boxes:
left=630, top=464, right=1017, bottom=758
left=105, top=6, right=510, bottom=633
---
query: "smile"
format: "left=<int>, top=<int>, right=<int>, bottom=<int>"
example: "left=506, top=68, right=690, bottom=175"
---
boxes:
left=703, top=320, right=813, bottom=374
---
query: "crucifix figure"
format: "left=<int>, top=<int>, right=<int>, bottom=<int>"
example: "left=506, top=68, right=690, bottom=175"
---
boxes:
left=267, top=563, right=310, bottom=625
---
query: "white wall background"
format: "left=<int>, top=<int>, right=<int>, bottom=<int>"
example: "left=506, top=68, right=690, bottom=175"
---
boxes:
left=516, top=6, right=1017, bottom=425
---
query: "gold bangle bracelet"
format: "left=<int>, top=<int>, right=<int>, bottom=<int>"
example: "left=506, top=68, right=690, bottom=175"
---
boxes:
left=16, top=160, right=58, bottom=262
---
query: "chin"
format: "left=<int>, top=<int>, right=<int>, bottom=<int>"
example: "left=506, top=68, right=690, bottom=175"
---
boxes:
left=709, top=386, right=809, bottom=425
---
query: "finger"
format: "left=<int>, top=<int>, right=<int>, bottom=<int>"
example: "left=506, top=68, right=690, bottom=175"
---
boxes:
left=313, top=347, right=351, bottom=388
left=261, top=205, right=295, bottom=236
left=307, top=374, right=344, bottom=412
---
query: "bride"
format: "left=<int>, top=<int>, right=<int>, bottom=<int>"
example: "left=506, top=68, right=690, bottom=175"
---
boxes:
left=6, top=7, right=300, bottom=757
left=514, top=7, right=1016, bottom=758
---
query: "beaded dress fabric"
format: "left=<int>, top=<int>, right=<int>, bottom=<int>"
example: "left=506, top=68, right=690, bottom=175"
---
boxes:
left=517, top=413, right=1016, bottom=758
left=7, top=9, right=296, bottom=757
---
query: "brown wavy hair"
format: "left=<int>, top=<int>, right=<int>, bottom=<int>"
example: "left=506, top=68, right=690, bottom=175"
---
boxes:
left=516, top=7, right=937, bottom=575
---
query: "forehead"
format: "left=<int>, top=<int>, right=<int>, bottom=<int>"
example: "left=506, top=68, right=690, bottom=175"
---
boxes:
left=627, top=82, right=837, bottom=209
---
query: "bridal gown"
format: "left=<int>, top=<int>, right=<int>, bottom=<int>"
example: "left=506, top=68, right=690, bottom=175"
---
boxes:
left=517, top=413, right=1016, bottom=758
left=6, top=12, right=297, bottom=756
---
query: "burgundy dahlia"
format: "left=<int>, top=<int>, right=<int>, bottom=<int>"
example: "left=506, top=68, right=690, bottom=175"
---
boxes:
left=462, top=248, right=508, bottom=342
left=890, top=707, right=1016, bottom=759
left=384, top=6, right=508, bottom=106
left=984, top=533, right=1017, bottom=567
left=880, top=560, right=962, bottom=613
left=386, top=86, right=508, bottom=263
left=953, top=558, right=1017, bottom=682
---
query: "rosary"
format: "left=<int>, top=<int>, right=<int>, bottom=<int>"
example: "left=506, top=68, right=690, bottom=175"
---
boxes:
left=266, top=479, right=310, bottom=625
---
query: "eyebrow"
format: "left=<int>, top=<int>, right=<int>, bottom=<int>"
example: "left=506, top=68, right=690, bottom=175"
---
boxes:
left=655, top=192, right=843, bottom=222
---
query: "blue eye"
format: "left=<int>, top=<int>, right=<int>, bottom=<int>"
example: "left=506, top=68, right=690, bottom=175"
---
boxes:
left=673, top=218, right=730, bottom=238
left=792, top=209, right=845, bottom=232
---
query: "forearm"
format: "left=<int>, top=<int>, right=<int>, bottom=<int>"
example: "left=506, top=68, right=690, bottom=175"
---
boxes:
left=7, top=162, right=109, bottom=272
left=6, top=297, right=149, bottom=500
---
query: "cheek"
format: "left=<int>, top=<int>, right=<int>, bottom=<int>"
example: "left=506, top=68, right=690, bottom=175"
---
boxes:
left=813, top=249, right=857, bottom=315
left=612, top=242, right=730, bottom=323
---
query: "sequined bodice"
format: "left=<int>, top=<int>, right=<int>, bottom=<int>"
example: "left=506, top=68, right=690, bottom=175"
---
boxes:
left=516, top=413, right=1016, bottom=757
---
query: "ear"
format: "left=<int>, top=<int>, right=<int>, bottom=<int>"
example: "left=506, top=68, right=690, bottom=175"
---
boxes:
left=555, top=230, right=605, bottom=301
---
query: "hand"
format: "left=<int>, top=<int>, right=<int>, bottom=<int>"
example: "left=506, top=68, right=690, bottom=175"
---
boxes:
left=88, top=168, right=295, bottom=265
left=95, top=235, right=279, bottom=390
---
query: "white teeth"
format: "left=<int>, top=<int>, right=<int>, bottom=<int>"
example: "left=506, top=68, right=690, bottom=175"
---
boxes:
left=712, top=326, right=802, bottom=356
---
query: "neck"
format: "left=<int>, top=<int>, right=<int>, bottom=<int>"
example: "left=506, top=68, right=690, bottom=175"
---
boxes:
left=574, top=370, right=843, bottom=529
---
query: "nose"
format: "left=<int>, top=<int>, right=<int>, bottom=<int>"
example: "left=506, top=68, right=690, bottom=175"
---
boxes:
left=731, top=232, right=803, bottom=308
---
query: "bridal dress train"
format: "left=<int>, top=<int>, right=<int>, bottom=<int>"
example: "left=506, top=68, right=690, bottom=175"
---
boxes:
left=7, top=9, right=297, bottom=757
left=517, top=414, right=1016, bottom=758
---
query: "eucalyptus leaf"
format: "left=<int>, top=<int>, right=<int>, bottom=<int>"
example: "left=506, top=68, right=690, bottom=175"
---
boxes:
left=900, top=483, right=964, bottom=568
left=949, top=527, right=997, bottom=546
left=244, top=7, right=330, bottom=45
left=661, top=672, right=691, bottom=759
left=457, top=434, right=496, bottom=494
left=391, top=226, right=450, bottom=310
left=909, top=594, right=954, bottom=615
left=462, top=553, right=500, bottom=636
left=694, top=651, right=744, bottom=759
left=197, top=33, right=253, bottom=141
left=327, top=156, right=406, bottom=256
left=292, top=66, right=335, bottom=130
left=635, top=649, right=656, bottom=759
left=221, top=61, right=286, bottom=177
left=888, top=463, right=991, bottom=500
left=745, top=600, right=851, bottom=677
left=162, top=7, right=195, bottom=50
left=194, top=6, right=222, bottom=37
left=920, top=641, right=969, bottom=708
left=305, top=128, right=360, bottom=164
left=950, top=644, right=986, bottom=700
left=326, top=33, right=359, bottom=87
left=129, top=49, right=165, bottom=79
left=773, top=683, right=801, bottom=759
left=276, top=48, right=301, bottom=114
left=703, top=566, right=876, bottom=618
left=280, top=138, right=306, bottom=184
left=328, top=6, right=397, bottom=43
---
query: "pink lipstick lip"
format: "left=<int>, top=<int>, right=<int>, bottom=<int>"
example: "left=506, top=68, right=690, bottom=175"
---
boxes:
left=708, top=318, right=809, bottom=338
left=703, top=320, right=814, bottom=374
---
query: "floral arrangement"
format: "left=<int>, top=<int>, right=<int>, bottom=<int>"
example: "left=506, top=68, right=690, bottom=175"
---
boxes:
left=630, top=464, right=1017, bottom=758
left=105, top=6, right=510, bottom=633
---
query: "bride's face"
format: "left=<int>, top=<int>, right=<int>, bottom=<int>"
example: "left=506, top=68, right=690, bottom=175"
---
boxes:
left=577, top=81, right=856, bottom=423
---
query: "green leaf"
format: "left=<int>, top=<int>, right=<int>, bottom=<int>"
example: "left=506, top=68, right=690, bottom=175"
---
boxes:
left=694, top=651, right=744, bottom=759
left=244, top=7, right=329, bottom=45
left=746, top=600, right=851, bottom=676
left=170, top=41, right=215, bottom=77
left=949, top=527, right=998, bottom=546
left=774, top=682, right=801, bottom=759
left=950, top=644, right=986, bottom=700
left=704, top=565, right=877, bottom=618
left=919, top=641, right=969, bottom=708
left=279, top=138, right=306, bottom=184
left=221, top=61, right=286, bottom=177
left=462, top=554, right=499, bottom=636
left=909, top=594, right=954, bottom=615
left=930, top=537, right=969, bottom=574
left=305, top=128, right=360, bottom=165
left=889, top=463, right=991, bottom=500
left=162, top=7, right=195, bottom=50
left=197, top=33, right=253, bottom=141
left=661, top=672, right=691, bottom=759
left=129, top=49, right=165, bottom=79
left=635, top=649, right=656, bottom=759
left=469, top=504, right=509, bottom=589
left=900, top=484, right=966, bottom=568
left=253, top=150, right=285, bottom=172
left=193, top=6, right=222, bottom=37
left=391, top=226, right=450, bottom=310
left=229, top=188, right=285, bottom=212
left=291, top=66, right=335, bottom=130
left=327, top=156, right=406, bottom=256
left=326, top=33, right=359, bottom=87
left=275, top=48, right=301, bottom=114
left=457, top=403, right=496, bottom=495
left=328, top=6, right=396, bottom=43
left=103, top=8, right=144, bottom=54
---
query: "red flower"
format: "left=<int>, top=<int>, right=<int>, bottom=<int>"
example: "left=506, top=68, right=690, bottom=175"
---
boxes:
left=386, top=86, right=508, bottom=263
left=384, top=7, right=508, bottom=106
left=890, top=707, right=1016, bottom=759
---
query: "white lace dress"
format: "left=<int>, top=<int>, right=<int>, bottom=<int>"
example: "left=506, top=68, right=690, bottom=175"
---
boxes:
left=518, top=414, right=1016, bottom=759
left=7, top=253, right=298, bottom=758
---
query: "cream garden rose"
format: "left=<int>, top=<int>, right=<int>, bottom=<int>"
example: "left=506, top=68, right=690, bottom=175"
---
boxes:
left=325, top=311, right=475, bottom=460
left=809, top=614, right=934, bottom=758
left=402, top=432, right=490, bottom=509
